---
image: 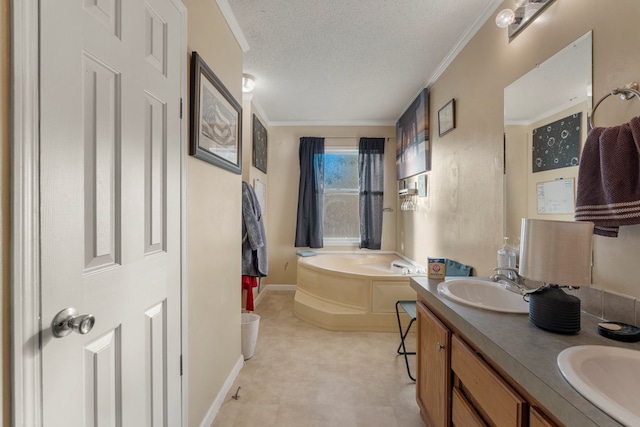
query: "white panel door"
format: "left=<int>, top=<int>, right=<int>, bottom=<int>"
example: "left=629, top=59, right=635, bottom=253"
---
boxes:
left=40, top=0, right=184, bottom=425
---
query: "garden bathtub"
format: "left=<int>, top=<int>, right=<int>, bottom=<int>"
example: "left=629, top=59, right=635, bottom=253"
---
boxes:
left=293, top=253, right=418, bottom=331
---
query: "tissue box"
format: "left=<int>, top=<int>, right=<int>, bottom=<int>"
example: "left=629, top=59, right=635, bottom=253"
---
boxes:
left=428, top=258, right=446, bottom=280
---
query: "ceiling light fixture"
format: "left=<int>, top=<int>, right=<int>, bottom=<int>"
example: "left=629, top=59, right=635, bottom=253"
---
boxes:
left=242, top=73, right=256, bottom=93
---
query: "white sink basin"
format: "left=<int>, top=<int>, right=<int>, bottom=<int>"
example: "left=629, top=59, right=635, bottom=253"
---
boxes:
left=437, top=279, right=529, bottom=314
left=558, top=345, right=640, bottom=426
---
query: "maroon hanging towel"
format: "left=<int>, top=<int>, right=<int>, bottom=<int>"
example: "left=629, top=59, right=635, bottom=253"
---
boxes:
left=575, top=116, right=640, bottom=236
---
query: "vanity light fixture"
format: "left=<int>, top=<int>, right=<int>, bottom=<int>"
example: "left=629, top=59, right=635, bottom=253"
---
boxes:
left=242, top=73, right=256, bottom=93
left=495, top=0, right=556, bottom=41
left=519, top=219, right=594, bottom=334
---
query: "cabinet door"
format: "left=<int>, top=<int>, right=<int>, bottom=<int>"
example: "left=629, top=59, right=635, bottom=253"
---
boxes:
left=530, top=407, right=558, bottom=427
left=416, top=301, right=451, bottom=427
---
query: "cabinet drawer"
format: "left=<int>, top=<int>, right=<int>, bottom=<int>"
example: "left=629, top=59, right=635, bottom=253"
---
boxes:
left=451, top=335, right=526, bottom=426
left=452, top=386, right=487, bottom=427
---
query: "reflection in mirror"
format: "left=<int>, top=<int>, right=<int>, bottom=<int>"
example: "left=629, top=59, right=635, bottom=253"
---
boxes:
left=504, top=31, right=593, bottom=238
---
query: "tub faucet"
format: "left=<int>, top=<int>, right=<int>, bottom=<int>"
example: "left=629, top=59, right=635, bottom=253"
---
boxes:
left=391, top=261, right=413, bottom=275
left=490, top=267, right=539, bottom=296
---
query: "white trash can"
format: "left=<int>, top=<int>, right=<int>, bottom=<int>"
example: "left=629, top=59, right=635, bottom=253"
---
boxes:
left=241, top=313, right=260, bottom=360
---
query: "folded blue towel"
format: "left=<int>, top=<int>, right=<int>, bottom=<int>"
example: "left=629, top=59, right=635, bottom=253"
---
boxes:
left=296, top=250, right=317, bottom=257
left=445, top=259, right=472, bottom=277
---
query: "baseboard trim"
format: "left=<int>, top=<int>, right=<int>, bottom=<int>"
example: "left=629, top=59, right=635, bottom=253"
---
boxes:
left=255, top=284, right=296, bottom=307
left=199, top=354, right=244, bottom=427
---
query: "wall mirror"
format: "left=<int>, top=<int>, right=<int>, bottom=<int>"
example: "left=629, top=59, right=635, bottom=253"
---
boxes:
left=504, top=31, right=593, bottom=238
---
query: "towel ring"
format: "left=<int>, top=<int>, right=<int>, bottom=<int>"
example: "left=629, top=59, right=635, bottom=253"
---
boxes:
left=589, top=83, right=640, bottom=129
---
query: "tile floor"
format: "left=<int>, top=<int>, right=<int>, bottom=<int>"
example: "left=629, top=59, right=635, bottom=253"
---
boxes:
left=212, top=289, right=423, bottom=427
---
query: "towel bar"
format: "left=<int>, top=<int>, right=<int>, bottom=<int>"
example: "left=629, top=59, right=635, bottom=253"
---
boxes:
left=590, top=82, right=640, bottom=129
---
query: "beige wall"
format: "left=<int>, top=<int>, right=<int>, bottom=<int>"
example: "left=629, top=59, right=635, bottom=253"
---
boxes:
left=407, top=0, right=640, bottom=297
left=265, top=125, right=396, bottom=285
left=185, top=0, right=243, bottom=424
left=1, top=0, right=8, bottom=424
left=504, top=123, right=527, bottom=239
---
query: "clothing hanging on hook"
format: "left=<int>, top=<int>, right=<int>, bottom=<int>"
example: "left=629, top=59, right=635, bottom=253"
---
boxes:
left=242, top=181, right=268, bottom=310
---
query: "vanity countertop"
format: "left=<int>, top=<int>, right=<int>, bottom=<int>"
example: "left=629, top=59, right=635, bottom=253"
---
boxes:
left=411, top=277, right=640, bottom=427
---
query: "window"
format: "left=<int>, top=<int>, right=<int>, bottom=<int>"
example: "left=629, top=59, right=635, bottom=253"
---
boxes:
left=323, top=148, right=359, bottom=243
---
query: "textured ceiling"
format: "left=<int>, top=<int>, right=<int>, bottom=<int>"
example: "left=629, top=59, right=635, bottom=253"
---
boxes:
left=225, top=0, right=501, bottom=125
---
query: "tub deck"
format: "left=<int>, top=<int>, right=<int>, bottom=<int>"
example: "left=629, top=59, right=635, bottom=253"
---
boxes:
left=294, top=253, right=418, bottom=332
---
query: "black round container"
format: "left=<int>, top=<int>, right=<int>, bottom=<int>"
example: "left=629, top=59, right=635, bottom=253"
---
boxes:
left=529, top=286, right=581, bottom=334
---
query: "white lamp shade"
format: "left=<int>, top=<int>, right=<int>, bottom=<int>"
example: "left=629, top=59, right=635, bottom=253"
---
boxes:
left=519, top=219, right=594, bottom=287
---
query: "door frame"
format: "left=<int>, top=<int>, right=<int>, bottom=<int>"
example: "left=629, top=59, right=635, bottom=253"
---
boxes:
left=10, top=1, right=189, bottom=425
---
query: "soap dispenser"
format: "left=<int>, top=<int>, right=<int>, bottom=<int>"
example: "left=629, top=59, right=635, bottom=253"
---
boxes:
left=497, top=237, right=510, bottom=270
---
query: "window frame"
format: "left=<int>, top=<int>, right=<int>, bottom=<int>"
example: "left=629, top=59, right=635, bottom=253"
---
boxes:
left=323, top=146, right=360, bottom=245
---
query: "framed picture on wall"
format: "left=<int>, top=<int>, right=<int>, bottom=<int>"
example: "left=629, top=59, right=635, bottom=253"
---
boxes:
left=396, top=88, right=430, bottom=179
left=189, top=51, right=242, bottom=174
left=252, top=114, right=268, bottom=173
left=438, top=98, right=456, bottom=136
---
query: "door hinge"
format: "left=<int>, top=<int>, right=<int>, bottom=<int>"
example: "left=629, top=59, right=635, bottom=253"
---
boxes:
left=180, top=354, right=183, bottom=376
left=180, top=98, right=183, bottom=119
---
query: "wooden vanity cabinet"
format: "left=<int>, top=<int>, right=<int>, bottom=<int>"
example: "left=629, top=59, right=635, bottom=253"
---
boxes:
left=451, top=335, right=526, bottom=426
left=416, top=298, right=559, bottom=427
left=416, top=300, right=451, bottom=427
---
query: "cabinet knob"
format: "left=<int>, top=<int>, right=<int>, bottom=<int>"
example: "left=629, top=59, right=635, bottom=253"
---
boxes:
left=436, top=343, right=445, bottom=351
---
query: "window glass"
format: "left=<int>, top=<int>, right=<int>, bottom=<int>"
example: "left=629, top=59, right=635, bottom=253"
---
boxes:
left=323, top=150, right=359, bottom=241
left=325, top=152, right=358, bottom=189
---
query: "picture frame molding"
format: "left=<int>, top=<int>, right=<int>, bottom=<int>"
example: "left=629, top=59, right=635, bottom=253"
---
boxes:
left=189, top=51, right=242, bottom=174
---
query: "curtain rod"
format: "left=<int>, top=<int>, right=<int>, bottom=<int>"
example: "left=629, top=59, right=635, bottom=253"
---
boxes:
left=323, top=136, right=396, bottom=141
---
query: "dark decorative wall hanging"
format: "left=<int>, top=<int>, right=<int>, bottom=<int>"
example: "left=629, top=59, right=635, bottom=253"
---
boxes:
left=396, top=88, right=430, bottom=179
left=252, top=114, right=267, bottom=173
left=532, top=112, right=582, bottom=173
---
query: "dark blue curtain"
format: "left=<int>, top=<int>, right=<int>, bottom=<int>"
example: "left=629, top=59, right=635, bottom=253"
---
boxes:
left=295, top=137, right=325, bottom=248
left=359, top=138, right=385, bottom=249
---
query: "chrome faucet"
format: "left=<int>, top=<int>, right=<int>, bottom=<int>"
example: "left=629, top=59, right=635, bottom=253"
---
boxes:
left=391, top=261, right=413, bottom=275
left=490, top=267, right=540, bottom=296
